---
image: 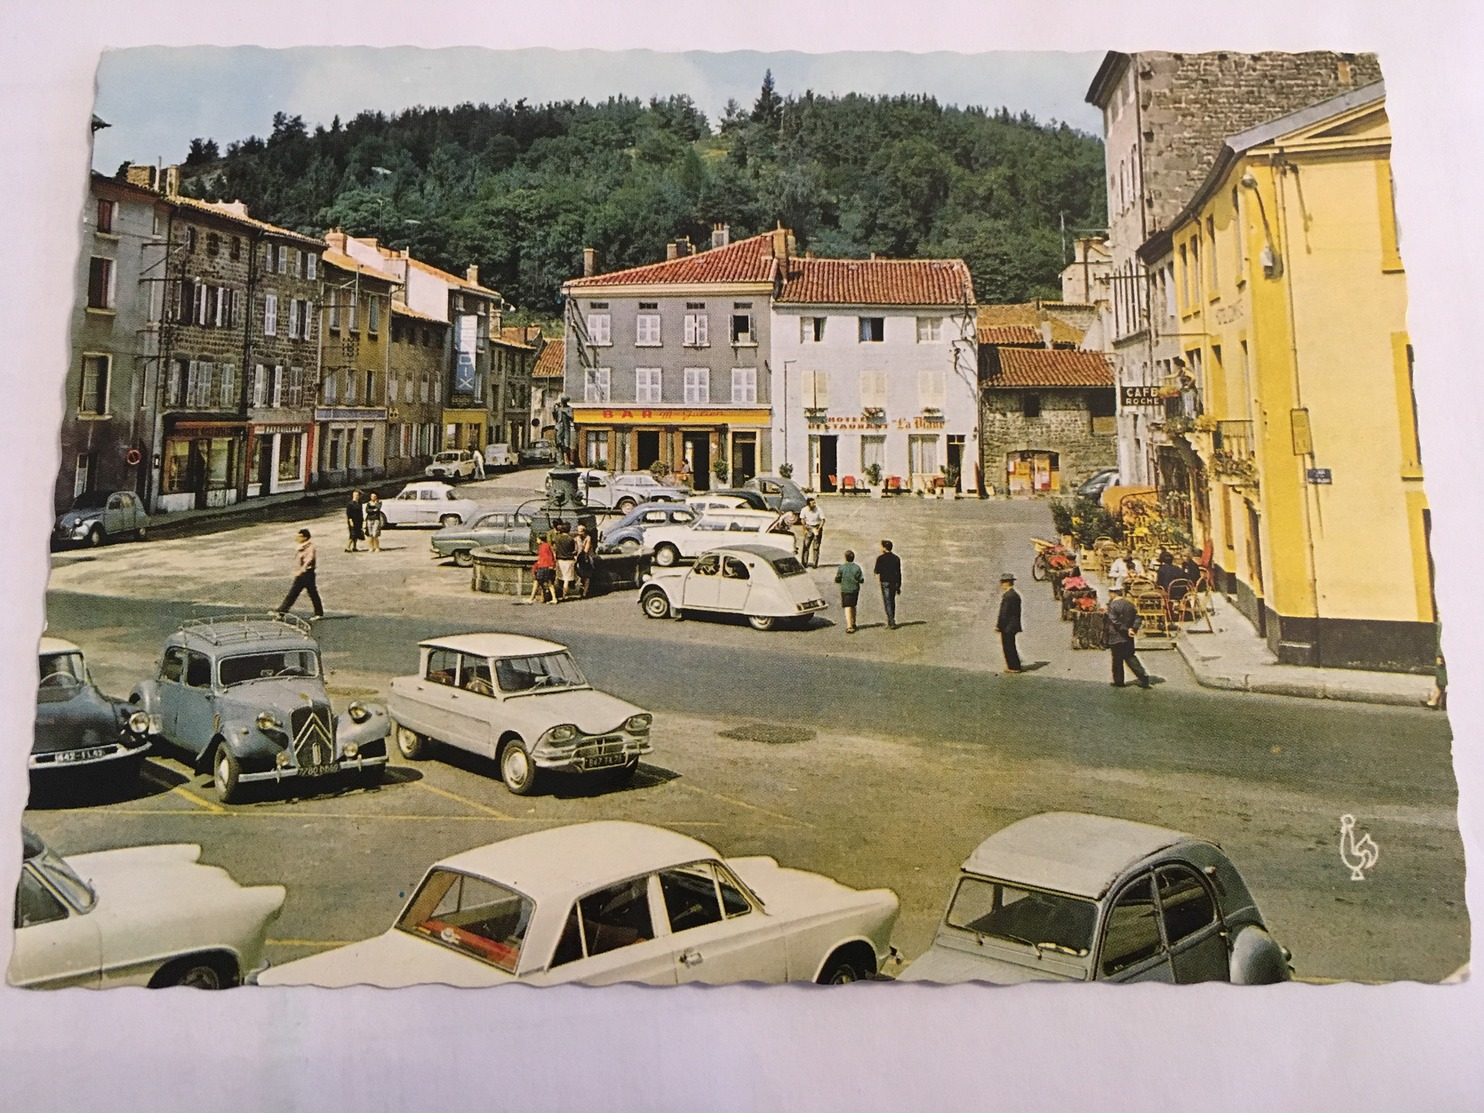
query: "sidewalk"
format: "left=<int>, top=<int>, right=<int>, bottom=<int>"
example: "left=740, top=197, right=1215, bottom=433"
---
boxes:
left=1083, top=561, right=1433, bottom=708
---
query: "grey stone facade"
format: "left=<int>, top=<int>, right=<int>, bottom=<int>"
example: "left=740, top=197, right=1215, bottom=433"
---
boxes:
left=981, top=389, right=1117, bottom=495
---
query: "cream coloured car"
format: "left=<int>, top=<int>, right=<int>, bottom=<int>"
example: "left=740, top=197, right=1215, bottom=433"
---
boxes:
left=258, top=821, right=899, bottom=987
left=641, top=511, right=796, bottom=567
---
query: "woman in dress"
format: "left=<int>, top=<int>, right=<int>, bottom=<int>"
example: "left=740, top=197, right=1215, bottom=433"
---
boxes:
left=530, top=537, right=558, bottom=604
left=363, top=492, right=385, bottom=553
left=574, top=523, right=595, bottom=599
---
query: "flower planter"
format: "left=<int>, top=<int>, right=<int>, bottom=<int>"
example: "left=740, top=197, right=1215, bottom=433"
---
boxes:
left=1061, top=587, right=1100, bottom=621
left=1072, top=609, right=1109, bottom=650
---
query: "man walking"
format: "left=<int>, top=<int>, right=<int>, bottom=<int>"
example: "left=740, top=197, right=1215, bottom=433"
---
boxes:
left=874, top=539, right=902, bottom=629
left=345, top=489, right=364, bottom=552
left=472, top=447, right=486, bottom=480
left=835, top=549, right=864, bottom=634
left=278, top=529, right=324, bottom=621
left=800, top=498, right=825, bottom=568
left=552, top=520, right=578, bottom=601
left=1106, top=585, right=1151, bottom=688
left=996, top=573, right=1023, bottom=672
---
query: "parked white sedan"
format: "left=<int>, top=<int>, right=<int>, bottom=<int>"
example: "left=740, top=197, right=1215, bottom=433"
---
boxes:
left=388, top=633, right=653, bottom=795
left=258, top=821, right=899, bottom=987
left=642, top=511, right=796, bottom=567
left=380, top=481, right=485, bottom=528
left=639, top=545, right=827, bottom=630
left=9, top=828, right=285, bottom=990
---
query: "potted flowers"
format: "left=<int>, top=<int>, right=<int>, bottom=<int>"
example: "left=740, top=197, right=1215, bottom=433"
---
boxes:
left=863, top=462, right=884, bottom=498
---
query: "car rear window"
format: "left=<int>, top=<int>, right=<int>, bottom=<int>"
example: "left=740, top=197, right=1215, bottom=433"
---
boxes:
left=397, top=869, right=533, bottom=975
left=770, top=556, right=806, bottom=577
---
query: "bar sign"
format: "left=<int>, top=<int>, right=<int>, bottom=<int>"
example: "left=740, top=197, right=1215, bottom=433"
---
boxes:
left=1306, top=467, right=1332, bottom=484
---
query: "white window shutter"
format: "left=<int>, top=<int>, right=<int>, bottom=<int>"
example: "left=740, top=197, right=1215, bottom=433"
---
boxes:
left=305, top=300, right=315, bottom=341
left=307, top=253, right=317, bottom=280
left=684, top=315, right=696, bottom=346
left=264, top=294, right=278, bottom=337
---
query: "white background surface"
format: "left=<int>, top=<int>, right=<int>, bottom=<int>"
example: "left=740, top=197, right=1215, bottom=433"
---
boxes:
left=1, top=3, right=1480, bottom=1110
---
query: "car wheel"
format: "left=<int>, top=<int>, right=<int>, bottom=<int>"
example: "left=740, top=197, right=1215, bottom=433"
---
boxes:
left=134, top=525, right=148, bottom=541
left=213, top=744, right=242, bottom=804
left=747, top=614, right=777, bottom=632
left=499, top=739, right=538, bottom=796
left=616, top=498, right=636, bottom=512
left=440, top=514, right=461, bottom=528
left=395, top=724, right=428, bottom=760
left=641, top=590, right=672, bottom=620
left=87, top=524, right=104, bottom=547
left=617, top=538, right=641, bottom=555
left=453, top=549, right=474, bottom=568
left=817, top=951, right=871, bottom=985
left=653, top=544, right=680, bottom=567
left=152, top=955, right=233, bottom=990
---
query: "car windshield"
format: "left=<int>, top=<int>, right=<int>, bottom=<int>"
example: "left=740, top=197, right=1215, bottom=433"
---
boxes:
left=38, top=651, right=87, bottom=700
left=32, top=843, right=96, bottom=912
left=770, top=556, right=807, bottom=577
left=945, top=875, right=1096, bottom=957
left=396, top=869, right=534, bottom=975
left=218, top=649, right=321, bottom=686
left=69, top=491, right=111, bottom=511
left=494, top=652, right=587, bottom=693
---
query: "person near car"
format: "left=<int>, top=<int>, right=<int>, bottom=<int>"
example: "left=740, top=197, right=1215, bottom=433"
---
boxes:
left=363, top=492, right=385, bottom=553
left=996, top=573, right=1023, bottom=672
left=472, top=448, right=486, bottom=480
left=530, top=537, right=558, bottom=604
left=800, top=498, right=825, bottom=568
left=552, top=521, right=578, bottom=600
left=1106, top=585, right=1151, bottom=689
left=835, top=550, right=864, bottom=634
left=574, top=524, right=595, bottom=598
left=345, top=489, right=365, bottom=553
left=874, top=539, right=902, bottom=629
left=278, top=529, right=324, bottom=620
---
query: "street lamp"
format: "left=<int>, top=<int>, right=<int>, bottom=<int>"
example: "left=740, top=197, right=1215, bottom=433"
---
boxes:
left=782, top=359, right=796, bottom=472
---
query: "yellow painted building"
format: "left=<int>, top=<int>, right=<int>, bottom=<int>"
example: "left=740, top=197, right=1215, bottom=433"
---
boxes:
left=1137, top=82, right=1432, bottom=670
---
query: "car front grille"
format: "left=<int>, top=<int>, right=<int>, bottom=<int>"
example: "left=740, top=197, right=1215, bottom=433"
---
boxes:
left=290, top=705, right=335, bottom=768
left=574, top=735, right=626, bottom=759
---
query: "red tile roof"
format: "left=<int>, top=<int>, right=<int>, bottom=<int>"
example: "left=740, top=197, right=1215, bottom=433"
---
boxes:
left=566, top=234, right=780, bottom=289
left=777, top=257, right=974, bottom=307
left=977, top=324, right=1043, bottom=345
left=989, top=349, right=1114, bottom=389
left=533, top=338, right=564, bottom=379
left=170, top=196, right=324, bottom=248
left=976, top=302, right=1085, bottom=346
left=391, top=302, right=447, bottom=325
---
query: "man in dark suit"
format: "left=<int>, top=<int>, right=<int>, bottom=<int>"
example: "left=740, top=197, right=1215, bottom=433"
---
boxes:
left=996, top=573, right=1023, bottom=673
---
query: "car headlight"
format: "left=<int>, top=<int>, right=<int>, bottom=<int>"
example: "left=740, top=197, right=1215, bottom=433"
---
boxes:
left=625, top=714, right=652, bottom=733
left=548, top=724, right=578, bottom=743
left=275, top=751, right=291, bottom=768
left=348, top=701, right=371, bottom=724
left=256, top=710, right=284, bottom=733
left=343, top=740, right=360, bottom=758
left=126, top=710, right=150, bottom=735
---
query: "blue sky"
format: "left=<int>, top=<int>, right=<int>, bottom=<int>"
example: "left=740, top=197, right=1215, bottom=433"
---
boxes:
left=92, top=47, right=1105, bottom=172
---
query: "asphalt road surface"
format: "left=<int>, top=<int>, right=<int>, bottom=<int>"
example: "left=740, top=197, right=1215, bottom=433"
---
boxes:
left=25, top=488, right=1468, bottom=984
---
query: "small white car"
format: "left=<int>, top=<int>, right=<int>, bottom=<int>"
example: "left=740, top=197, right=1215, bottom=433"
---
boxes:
left=388, top=633, right=653, bottom=795
left=687, top=494, right=750, bottom=513
left=381, top=481, right=485, bottom=528
left=9, top=827, right=286, bottom=990
left=257, top=821, right=900, bottom=988
left=553, top=468, right=690, bottom=512
left=425, top=449, right=478, bottom=481
left=639, top=545, right=827, bottom=631
left=642, top=511, right=796, bottom=567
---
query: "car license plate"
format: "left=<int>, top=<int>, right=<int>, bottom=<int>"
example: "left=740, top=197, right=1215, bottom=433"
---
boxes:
left=297, top=763, right=338, bottom=778
left=581, top=753, right=627, bottom=770
left=57, top=747, right=110, bottom=763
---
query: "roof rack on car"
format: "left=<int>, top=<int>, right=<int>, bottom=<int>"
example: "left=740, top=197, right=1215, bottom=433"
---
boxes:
left=179, top=612, right=314, bottom=645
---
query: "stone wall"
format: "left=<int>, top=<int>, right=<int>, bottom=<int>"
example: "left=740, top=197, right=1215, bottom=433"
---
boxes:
left=1139, top=51, right=1383, bottom=231
left=981, top=389, right=1118, bottom=491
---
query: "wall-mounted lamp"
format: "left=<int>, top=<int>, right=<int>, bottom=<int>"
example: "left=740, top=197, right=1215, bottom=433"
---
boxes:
left=1240, top=172, right=1283, bottom=279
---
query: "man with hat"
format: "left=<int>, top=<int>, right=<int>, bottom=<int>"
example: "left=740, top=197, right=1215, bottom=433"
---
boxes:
left=1106, top=585, right=1152, bottom=689
left=995, top=572, right=1024, bottom=673
left=800, top=497, right=825, bottom=569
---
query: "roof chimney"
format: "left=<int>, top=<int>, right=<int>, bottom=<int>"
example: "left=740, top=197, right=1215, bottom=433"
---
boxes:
left=163, top=165, right=181, bottom=198
left=1041, top=321, right=1054, bottom=348
left=125, top=164, right=156, bottom=191
left=325, top=229, right=348, bottom=254
left=583, top=247, right=596, bottom=278
left=666, top=242, right=679, bottom=261
left=771, top=224, right=788, bottom=261
left=711, top=223, right=730, bottom=249
left=466, top=264, right=479, bottom=285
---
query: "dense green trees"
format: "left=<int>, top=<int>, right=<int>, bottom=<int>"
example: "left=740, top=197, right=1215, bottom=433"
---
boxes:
left=168, top=78, right=1104, bottom=312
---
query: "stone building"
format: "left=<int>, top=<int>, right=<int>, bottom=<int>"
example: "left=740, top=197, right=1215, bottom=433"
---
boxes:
left=57, top=173, right=168, bottom=515
left=1084, top=50, right=1383, bottom=485
left=314, top=247, right=397, bottom=489
left=1060, top=237, right=1111, bottom=306
left=529, top=337, right=565, bottom=448
left=980, top=348, right=1117, bottom=496
left=492, top=325, right=540, bottom=453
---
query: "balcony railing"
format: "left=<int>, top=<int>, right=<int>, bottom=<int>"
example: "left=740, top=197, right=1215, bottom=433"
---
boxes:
left=1214, top=420, right=1254, bottom=459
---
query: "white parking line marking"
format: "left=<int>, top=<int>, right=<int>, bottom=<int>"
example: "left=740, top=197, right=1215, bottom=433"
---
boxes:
left=672, top=781, right=815, bottom=828
left=414, top=782, right=516, bottom=819
left=139, top=767, right=226, bottom=814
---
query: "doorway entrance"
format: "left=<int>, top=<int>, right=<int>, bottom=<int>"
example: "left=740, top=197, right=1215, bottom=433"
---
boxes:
left=732, top=433, right=757, bottom=484
left=683, top=432, right=711, bottom=491
left=1006, top=450, right=1059, bottom=495
left=817, top=435, right=838, bottom=492
left=636, top=431, right=661, bottom=470
left=946, top=435, right=964, bottom=491
left=257, top=437, right=274, bottom=496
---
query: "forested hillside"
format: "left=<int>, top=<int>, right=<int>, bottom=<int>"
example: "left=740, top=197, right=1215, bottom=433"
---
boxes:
left=162, top=74, right=1105, bottom=314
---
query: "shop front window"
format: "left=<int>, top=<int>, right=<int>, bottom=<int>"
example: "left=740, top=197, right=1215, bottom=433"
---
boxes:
left=278, top=433, right=302, bottom=482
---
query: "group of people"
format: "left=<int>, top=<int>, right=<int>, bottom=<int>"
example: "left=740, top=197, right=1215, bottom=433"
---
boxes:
left=993, top=569, right=1151, bottom=688
left=343, top=489, right=385, bottom=554
left=833, top=540, right=902, bottom=633
left=529, top=520, right=596, bottom=605
left=1107, top=546, right=1203, bottom=602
